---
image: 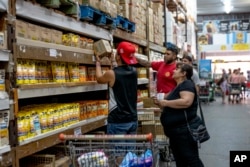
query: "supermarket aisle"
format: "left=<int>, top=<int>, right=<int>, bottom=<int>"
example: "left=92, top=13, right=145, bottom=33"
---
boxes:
left=199, top=97, right=250, bottom=167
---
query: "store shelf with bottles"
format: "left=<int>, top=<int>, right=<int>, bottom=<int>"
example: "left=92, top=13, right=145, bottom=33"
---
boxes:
left=15, top=116, right=107, bottom=160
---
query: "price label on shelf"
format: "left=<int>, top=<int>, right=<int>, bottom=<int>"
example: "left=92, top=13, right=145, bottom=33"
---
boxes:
left=74, top=127, right=82, bottom=135
left=49, top=49, right=57, bottom=57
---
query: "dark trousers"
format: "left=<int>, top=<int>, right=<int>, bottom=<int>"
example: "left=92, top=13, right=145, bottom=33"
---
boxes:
left=165, top=125, right=204, bottom=167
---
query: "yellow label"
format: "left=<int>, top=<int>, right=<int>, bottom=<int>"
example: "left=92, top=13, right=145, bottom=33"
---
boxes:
left=232, top=44, right=250, bottom=50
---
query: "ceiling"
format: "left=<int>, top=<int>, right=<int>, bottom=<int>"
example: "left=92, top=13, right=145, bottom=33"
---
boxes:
left=197, top=0, right=250, bottom=15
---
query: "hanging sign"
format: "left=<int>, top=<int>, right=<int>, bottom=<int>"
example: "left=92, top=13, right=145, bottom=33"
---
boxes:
left=219, top=21, right=229, bottom=33
left=239, top=20, right=250, bottom=31
left=199, top=59, right=212, bottom=79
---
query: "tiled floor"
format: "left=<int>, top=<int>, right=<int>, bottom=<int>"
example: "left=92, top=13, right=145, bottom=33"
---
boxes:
left=159, top=96, right=250, bottom=167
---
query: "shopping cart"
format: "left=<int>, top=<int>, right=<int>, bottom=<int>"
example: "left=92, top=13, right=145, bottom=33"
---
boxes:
left=59, top=133, right=159, bottom=167
left=228, top=83, right=242, bottom=103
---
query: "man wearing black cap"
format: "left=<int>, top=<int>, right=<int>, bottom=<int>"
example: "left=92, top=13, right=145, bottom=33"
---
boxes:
left=95, top=41, right=138, bottom=135
left=136, top=42, right=179, bottom=97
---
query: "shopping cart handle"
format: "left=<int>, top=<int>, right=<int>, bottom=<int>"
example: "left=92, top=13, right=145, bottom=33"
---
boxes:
left=59, top=133, right=153, bottom=142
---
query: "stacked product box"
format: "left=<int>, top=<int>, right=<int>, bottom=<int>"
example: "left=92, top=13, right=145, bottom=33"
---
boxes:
left=151, top=2, right=164, bottom=45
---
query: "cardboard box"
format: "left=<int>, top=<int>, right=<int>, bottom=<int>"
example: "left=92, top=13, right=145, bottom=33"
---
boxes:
left=27, top=23, right=41, bottom=41
left=15, top=20, right=28, bottom=38
left=82, top=0, right=99, bottom=9
left=143, top=98, right=158, bottom=108
left=55, top=156, right=71, bottom=167
left=40, top=27, right=52, bottom=43
left=93, top=39, right=112, bottom=58
left=51, top=29, right=63, bottom=44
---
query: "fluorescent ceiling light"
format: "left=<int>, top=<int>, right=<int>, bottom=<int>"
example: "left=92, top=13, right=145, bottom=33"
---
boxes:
left=224, top=5, right=234, bottom=14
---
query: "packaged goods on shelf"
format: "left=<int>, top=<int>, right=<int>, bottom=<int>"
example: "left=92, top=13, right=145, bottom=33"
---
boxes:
left=15, top=20, right=28, bottom=38
left=79, top=65, right=87, bottom=82
left=0, top=69, right=5, bottom=91
left=67, top=63, right=80, bottom=82
left=51, top=61, right=66, bottom=83
left=98, top=100, right=108, bottom=116
left=62, top=33, right=80, bottom=47
left=0, top=110, right=9, bottom=146
left=137, top=67, right=147, bottom=78
left=87, top=67, right=96, bottom=81
left=99, top=0, right=118, bottom=18
left=93, top=39, right=112, bottom=58
left=16, top=59, right=50, bottom=84
left=0, top=30, right=7, bottom=49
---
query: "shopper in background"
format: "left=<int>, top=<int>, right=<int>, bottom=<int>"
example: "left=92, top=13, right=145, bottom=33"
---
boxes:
left=217, top=77, right=227, bottom=104
left=240, top=72, right=247, bottom=99
left=95, top=41, right=138, bottom=135
left=182, top=53, right=200, bottom=93
left=136, top=42, right=179, bottom=97
left=154, top=63, right=204, bottom=167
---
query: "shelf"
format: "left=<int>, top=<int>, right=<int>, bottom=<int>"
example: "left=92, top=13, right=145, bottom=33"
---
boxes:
left=16, top=0, right=111, bottom=40
left=0, top=98, right=9, bottom=110
left=0, top=0, right=8, bottom=12
left=0, top=50, right=10, bottom=61
left=17, top=82, right=108, bottom=99
left=113, top=29, right=147, bottom=47
left=0, top=145, right=10, bottom=155
left=15, top=38, right=99, bottom=64
left=19, top=115, right=106, bottom=146
left=138, top=78, right=149, bottom=85
left=149, top=42, right=166, bottom=54
left=16, top=116, right=107, bottom=159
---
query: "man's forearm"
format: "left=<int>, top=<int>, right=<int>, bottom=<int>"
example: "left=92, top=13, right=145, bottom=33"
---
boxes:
left=96, top=61, right=103, bottom=78
left=135, top=57, right=151, bottom=67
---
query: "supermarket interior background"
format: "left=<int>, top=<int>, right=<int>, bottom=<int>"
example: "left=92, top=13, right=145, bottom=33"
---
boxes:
left=0, top=0, right=250, bottom=167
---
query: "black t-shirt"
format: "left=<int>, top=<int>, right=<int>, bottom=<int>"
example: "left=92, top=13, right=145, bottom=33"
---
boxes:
left=160, top=80, right=198, bottom=129
left=108, top=66, right=138, bottom=123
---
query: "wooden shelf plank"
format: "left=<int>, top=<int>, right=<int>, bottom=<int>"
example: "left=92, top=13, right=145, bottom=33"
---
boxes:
left=149, top=42, right=166, bottom=53
left=15, top=0, right=111, bottom=40
left=16, top=116, right=107, bottom=159
left=113, top=29, right=147, bottom=46
left=17, top=82, right=108, bottom=99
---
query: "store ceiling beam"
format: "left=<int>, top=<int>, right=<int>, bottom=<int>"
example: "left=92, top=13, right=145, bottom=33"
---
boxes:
left=15, top=0, right=111, bottom=40
left=0, top=0, right=8, bottom=12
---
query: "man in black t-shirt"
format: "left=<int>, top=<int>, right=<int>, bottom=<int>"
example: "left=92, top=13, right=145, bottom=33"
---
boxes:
left=95, top=41, right=138, bottom=135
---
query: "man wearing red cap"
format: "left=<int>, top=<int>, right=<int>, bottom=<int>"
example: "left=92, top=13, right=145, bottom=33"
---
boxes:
left=95, top=41, right=138, bottom=135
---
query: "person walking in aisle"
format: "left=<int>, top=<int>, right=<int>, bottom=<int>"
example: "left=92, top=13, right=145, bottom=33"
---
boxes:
left=217, top=77, right=227, bottom=104
left=135, top=42, right=179, bottom=97
left=181, top=53, right=200, bottom=93
left=240, top=72, right=247, bottom=99
left=95, top=41, right=138, bottom=135
left=154, top=63, right=204, bottom=167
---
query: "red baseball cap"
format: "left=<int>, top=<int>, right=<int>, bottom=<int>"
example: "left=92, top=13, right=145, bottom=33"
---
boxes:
left=117, top=42, right=137, bottom=65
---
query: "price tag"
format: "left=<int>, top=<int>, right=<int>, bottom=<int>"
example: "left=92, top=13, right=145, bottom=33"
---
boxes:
left=74, top=127, right=82, bottom=135
left=49, top=49, right=57, bottom=57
